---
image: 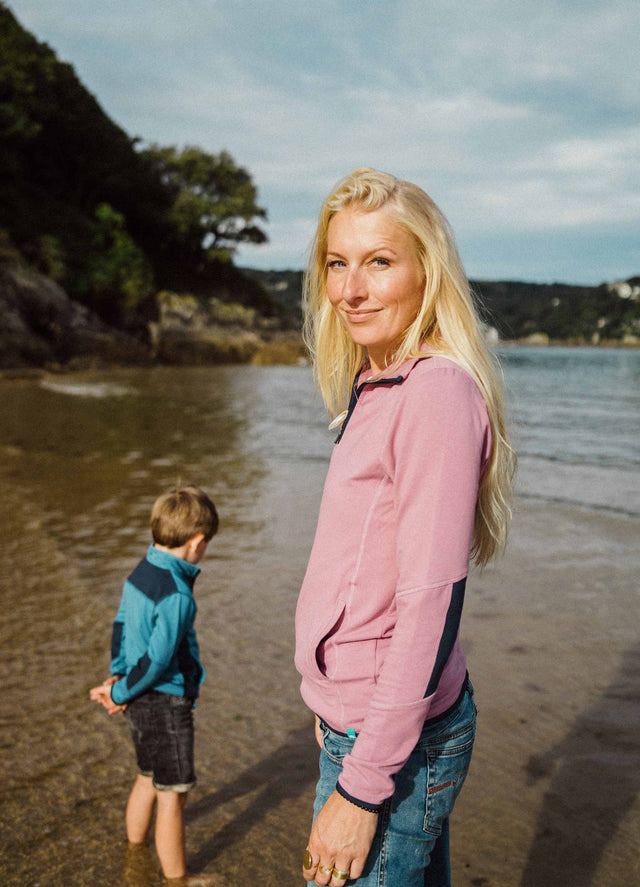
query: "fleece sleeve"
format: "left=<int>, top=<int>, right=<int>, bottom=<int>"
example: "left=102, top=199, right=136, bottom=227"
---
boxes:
left=111, top=593, right=196, bottom=705
left=337, top=367, right=490, bottom=806
left=110, top=597, right=127, bottom=677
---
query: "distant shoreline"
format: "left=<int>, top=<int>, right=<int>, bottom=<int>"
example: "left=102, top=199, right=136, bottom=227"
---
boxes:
left=1, top=259, right=637, bottom=376
left=498, top=338, right=640, bottom=348
left=2, top=338, right=639, bottom=384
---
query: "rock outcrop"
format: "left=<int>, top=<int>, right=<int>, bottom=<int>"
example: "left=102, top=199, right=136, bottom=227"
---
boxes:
left=0, top=261, right=149, bottom=369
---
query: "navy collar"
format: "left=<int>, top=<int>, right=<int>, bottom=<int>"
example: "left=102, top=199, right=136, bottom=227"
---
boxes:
left=334, top=355, right=429, bottom=443
left=146, top=543, right=201, bottom=584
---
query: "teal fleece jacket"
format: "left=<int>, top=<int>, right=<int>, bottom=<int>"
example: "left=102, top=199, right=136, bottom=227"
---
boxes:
left=110, top=544, right=205, bottom=705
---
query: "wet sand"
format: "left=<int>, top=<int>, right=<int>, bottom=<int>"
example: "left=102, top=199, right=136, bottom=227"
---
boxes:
left=451, top=500, right=640, bottom=886
left=1, top=483, right=638, bottom=887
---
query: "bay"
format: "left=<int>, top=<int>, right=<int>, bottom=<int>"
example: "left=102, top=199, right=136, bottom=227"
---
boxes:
left=500, top=346, right=640, bottom=515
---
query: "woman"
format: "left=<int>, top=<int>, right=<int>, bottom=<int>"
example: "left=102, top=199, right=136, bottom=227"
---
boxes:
left=295, top=168, right=515, bottom=887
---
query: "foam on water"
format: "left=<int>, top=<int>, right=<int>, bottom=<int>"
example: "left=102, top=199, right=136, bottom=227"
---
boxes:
left=40, top=379, right=133, bottom=398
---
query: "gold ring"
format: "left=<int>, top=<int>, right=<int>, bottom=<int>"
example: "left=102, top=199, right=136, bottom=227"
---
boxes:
left=318, top=864, right=334, bottom=875
left=303, top=849, right=313, bottom=869
left=333, top=868, right=350, bottom=880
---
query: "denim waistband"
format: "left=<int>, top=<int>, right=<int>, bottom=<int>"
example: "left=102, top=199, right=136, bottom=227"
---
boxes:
left=319, top=672, right=471, bottom=738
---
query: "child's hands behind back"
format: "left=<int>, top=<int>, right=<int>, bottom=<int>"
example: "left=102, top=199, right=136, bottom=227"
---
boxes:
left=89, top=676, right=128, bottom=714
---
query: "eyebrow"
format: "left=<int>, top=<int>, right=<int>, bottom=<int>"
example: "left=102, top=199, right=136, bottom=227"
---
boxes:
left=326, top=243, right=400, bottom=259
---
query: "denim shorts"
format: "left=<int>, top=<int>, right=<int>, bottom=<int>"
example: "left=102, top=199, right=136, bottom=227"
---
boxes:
left=125, top=690, right=196, bottom=792
left=312, top=678, right=476, bottom=887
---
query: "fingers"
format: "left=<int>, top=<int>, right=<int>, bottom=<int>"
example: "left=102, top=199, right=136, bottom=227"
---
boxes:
left=302, top=849, right=351, bottom=886
left=314, top=861, right=335, bottom=885
left=329, top=864, right=351, bottom=886
left=302, top=847, right=317, bottom=882
left=89, top=688, right=125, bottom=715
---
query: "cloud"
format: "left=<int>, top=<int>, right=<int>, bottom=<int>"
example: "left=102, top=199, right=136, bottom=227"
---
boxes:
left=6, top=0, right=640, bottom=281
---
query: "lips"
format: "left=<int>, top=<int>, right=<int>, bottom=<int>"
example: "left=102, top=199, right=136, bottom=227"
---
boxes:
left=345, top=309, right=382, bottom=322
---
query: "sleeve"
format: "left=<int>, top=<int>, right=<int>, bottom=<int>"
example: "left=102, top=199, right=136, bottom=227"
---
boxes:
left=111, top=593, right=196, bottom=705
left=110, top=596, right=127, bottom=677
left=337, top=367, right=490, bottom=806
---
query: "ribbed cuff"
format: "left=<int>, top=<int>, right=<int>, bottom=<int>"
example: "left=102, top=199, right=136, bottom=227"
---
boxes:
left=336, top=781, right=382, bottom=813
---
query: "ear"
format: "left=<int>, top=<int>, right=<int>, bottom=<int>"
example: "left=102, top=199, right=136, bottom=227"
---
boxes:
left=187, top=533, right=206, bottom=557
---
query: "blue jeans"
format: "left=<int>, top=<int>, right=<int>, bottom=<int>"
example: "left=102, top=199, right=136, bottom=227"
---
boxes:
left=125, top=690, right=196, bottom=792
left=312, top=680, right=476, bottom=887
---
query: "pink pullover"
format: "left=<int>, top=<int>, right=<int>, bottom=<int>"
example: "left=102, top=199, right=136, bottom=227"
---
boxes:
left=295, top=354, right=491, bottom=807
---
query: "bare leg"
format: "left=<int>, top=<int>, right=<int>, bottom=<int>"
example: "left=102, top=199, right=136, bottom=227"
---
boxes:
left=126, top=774, right=157, bottom=844
left=155, top=790, right=188, bottom=879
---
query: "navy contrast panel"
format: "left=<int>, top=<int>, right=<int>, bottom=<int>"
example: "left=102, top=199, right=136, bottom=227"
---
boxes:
left=177, top=636, right=203, bottom=698
left=127, top=560, right=177, bottom=603
left=424, top=577, right=467, bottom=698
left=127, top=652, right=152, bottom=690
left=110, top=621, right=123, bottom=660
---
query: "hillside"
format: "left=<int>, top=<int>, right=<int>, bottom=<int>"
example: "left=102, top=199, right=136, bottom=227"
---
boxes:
left=0, top=2, right=637, bottom=367
left=474, top=278, right=640, bottom=344
left=0, top=3, right=275, bottom=333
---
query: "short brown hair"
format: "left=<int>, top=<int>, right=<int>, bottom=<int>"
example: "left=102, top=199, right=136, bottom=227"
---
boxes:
left=150, top=486, right=219, bottom=548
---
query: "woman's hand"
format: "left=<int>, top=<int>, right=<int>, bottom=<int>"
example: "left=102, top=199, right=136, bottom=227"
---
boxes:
left=303, top=791, right=378, bottom=885
left=315, top=714, right=323, bottom=748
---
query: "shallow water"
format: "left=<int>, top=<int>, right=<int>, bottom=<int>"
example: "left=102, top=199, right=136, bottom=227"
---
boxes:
left=0, top=365, right=333, bottom=886
left=500, top=346, right=640, bottom=515
left=0, top=355, right=638, bottom=886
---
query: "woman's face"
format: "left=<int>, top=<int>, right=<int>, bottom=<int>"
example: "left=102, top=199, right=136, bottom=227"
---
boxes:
left=326, top=206, right=424, bottom=375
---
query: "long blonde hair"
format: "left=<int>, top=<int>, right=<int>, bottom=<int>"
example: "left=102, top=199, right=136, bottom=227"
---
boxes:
left=303, top=167, right=516, bottom=564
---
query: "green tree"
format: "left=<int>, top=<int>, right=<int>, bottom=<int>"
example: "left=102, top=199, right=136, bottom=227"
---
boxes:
left=0, top=3, right=172, bottom=311
left=142, top=145, right=267, bottom=265
left=0, top=5, right=276, bottom=329
left=88, top=203, right=153, bottom=326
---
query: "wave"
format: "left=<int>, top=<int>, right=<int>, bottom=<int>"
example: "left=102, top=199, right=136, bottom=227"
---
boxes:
left=40, top=380, right=133, bottom=398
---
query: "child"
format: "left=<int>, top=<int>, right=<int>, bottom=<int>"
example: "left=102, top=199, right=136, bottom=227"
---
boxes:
left=90, top=486, right=222, bottom=885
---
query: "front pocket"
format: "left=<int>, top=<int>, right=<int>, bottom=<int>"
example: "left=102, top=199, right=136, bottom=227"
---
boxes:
left=311, top=600, right=346, bottom=678
left=322, top=725, right=355, bottom=765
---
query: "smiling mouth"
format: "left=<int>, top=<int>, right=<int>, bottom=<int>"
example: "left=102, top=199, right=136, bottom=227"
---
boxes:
left=345, top=309, right=381, bottom=321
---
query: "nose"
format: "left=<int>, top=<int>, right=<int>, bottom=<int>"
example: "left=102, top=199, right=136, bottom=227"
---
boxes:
left=342, top=266, right=367, bottom=304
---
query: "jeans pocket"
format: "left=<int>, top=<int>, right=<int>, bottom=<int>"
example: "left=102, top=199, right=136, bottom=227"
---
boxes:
left=423, top=721, right=475, bottom=836
left=320, top=722, right=354, bottom=764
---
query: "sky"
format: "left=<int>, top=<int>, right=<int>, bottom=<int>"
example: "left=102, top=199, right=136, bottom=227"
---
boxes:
left=7, top=0, right=640, bottom=284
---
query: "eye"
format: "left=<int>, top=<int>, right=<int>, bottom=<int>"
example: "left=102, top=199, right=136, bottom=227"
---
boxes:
left=327, top=259, right=346, bottom=270
left=372, top=256, right=390, bottom=267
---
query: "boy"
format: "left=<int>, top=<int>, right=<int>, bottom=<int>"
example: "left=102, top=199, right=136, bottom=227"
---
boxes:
left=90, top=486, right=221, bottom=885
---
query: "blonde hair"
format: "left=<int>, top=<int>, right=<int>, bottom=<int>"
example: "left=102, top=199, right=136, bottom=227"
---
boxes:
left=303, top=167, right=515, bottom=564
left=151, top=486, right=219, bottom=548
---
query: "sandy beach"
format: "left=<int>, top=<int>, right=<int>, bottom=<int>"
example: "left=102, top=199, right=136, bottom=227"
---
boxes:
left=0, top=360, right=638, bottom=886
left=1, top=483, right=638, bottom=886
